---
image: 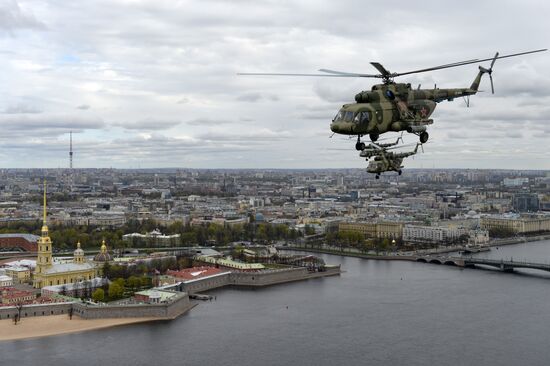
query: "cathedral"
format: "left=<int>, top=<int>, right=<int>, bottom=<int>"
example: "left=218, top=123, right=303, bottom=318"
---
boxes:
left=33, top=181, right=98, bottom=289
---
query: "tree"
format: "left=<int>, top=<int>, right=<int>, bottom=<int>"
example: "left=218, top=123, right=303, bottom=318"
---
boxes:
left=140, top=276, right=151, bottom=288
left=127, top=276, right=141, bottom=291
left=114, top=278, right=126, bottom=288
left=304, top=224, right=316, bottom=236
left=92, top=288, right=105, bottom=302
left=108, top=282, right=124, bottom=299
left=102, top=262, right=112, bottom=278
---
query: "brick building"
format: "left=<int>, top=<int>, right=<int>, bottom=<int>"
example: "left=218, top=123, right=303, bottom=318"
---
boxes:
left=0, top=234, right=39, bottom=252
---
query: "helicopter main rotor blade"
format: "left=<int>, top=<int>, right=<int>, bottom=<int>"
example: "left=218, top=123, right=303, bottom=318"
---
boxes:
left=238, top=49, right=546, bottom=80
left=392, top=59, right=482, bottom=77
left=370, top=62, right=392, bottom=78
left=238, top=59, right=483, bottom=79
left=318, top=69, right=381, bottom=78
left=489, top=74, right=495, bottom=94
left=394, top=49, right=547, bottom=77
left=237, top=72, right=362, bottom=77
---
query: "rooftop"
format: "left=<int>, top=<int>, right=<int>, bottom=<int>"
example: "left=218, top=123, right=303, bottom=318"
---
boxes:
left=134, top=289, right=178, bottom=302
left=167, top=266, right=226, bottom=281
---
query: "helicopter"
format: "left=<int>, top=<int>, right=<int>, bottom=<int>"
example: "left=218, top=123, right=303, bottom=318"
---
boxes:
left=359, top=135, right=403, bottom=160
left=238, top=49, right=546, bottom=151
left=365, top=143, right=423, bottom=179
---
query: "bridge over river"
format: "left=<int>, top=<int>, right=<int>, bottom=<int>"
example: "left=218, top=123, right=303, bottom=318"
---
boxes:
left=416, top=256, right=550, bottom=274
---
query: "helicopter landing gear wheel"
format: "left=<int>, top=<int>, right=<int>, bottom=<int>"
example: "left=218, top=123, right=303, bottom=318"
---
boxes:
left=375, top=174, right=380, bottom=180
left=355, top=136, right=366, bottom=151
left=369, top=133, right=379, bottom=142
left=419, top=132, right=429, bottom=144
left=398, top=170, right=402, bottom=176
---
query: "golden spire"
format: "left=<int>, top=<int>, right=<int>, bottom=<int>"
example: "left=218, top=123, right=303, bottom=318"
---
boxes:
left=41, top=179, right=49, bottom=236
left=77, top=241, right=81, bottom=249
left=101, top=239, right=107, bottom=253
left=43, top=179, right=47, bottom=224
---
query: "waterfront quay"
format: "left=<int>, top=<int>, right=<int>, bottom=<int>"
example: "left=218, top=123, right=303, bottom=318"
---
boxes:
left=282, top=241, right=550, bottom=277
left=164, top=266, right=341, bottom=294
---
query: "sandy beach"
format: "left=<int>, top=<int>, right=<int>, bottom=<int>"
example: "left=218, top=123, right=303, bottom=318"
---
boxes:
left=0, top=315, right=161, bottom=341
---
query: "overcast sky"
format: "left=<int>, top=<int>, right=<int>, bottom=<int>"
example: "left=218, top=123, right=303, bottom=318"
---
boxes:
left=1, top=0, right=549, bottom=169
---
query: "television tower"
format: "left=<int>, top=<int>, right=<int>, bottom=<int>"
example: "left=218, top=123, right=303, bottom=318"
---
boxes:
left=69, top=131, right=73, bottom=169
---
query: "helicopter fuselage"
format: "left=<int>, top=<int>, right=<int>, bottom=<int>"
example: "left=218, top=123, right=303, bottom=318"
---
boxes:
left=330, top=81, right=478, bottom=141
left=366, top=155, right=404, bottom=174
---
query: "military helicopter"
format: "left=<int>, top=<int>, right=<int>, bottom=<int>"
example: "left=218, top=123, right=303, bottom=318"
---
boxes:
left=359, top=135, right=403, bottom=160
left=366, top=143, right=423, bottom=179
left=239, top=49, right=546, bottom=150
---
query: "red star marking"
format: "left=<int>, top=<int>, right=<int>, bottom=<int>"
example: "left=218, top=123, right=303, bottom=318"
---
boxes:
left=420, top=107, right=428, bottom=118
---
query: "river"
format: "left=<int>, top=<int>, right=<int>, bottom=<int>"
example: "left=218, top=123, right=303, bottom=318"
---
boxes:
left=2, top=240, right=550, bottom=365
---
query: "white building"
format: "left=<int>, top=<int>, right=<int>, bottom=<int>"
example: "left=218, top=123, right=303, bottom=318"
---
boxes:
left=123, top=229, right=180, bottom=247
left=503, top=177, right=529, bottom=187
left=403, top=225, right=469, bottom=244
left=0, top=275, right=13, bottom=287
left=468, top=230, right=490, bottom=245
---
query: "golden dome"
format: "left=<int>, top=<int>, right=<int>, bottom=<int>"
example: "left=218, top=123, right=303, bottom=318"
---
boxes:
left=94, top=240, right=112, bottom=262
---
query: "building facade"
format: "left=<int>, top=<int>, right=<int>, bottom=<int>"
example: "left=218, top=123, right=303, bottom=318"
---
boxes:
left=403, top=225, right=470, bottom=244
left=481, top=215, right=550, bottom=234
left=338, top=221, right=404, bottom=239
left=33, top=182, right=98, bottom=289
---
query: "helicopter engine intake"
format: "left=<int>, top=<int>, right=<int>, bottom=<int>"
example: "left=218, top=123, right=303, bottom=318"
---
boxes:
left=354, top=91, right=381, bottom=103
left=355, top=92, right=368, bottom=103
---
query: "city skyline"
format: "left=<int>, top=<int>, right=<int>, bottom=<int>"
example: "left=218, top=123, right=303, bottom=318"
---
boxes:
left=1, top=0, right=549, bottom=169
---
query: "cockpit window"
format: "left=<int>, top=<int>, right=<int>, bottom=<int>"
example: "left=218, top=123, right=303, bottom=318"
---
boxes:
left=334, top=109, right=345, bottom=121
left=344, top=111, right=354, bottom=122
left=353, top=111, right=370, bottom=124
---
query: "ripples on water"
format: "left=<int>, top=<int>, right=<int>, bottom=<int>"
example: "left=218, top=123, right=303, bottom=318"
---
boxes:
left=3, top=240, right=550, bottom=366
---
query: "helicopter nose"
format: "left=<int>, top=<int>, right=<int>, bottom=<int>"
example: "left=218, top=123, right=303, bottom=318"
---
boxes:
left=330, top=122, right=345, bottom=133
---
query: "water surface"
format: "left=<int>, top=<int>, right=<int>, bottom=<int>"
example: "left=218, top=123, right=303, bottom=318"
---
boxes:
left=3, top=240, right=550, bottom=366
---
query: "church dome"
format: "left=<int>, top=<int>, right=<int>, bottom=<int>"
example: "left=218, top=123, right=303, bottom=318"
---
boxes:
left=93, top=240, right=112, bottom=262
left=74, top=241, right=85, bottom=257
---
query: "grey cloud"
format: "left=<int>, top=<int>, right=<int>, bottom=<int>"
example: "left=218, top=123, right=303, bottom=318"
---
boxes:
left=236, top=92, right=279, bottom=102
left=3, top=104, right=42, bottom=114
left=76, top=104, right=91, bottom=110
left=312, top=83, right=358, bottom=104
left=196, top=128, right=292, bottom=142
left=112, top=118, right=181, bottom=131
left=185, top=118, right=234, bottom=126
left=0, top=114, right=104, bottom=131
left=0, top=0, right=45, bottom=34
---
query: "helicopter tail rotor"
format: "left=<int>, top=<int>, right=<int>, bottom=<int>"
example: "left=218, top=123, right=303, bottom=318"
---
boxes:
left=479, top=52, right=499, bottom=94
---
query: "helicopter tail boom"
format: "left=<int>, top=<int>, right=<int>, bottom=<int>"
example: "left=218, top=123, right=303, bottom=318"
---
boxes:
left=469, top=69, right=484, bottom=92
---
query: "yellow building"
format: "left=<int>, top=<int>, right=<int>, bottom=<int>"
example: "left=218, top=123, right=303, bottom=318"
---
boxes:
left=339, top=221, right=404, bottom=239
left=4, top=267, right=31, bottom=284
left=480, top=215, right=550, bottom=234
left=33, top=181, right=98, bottom=289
